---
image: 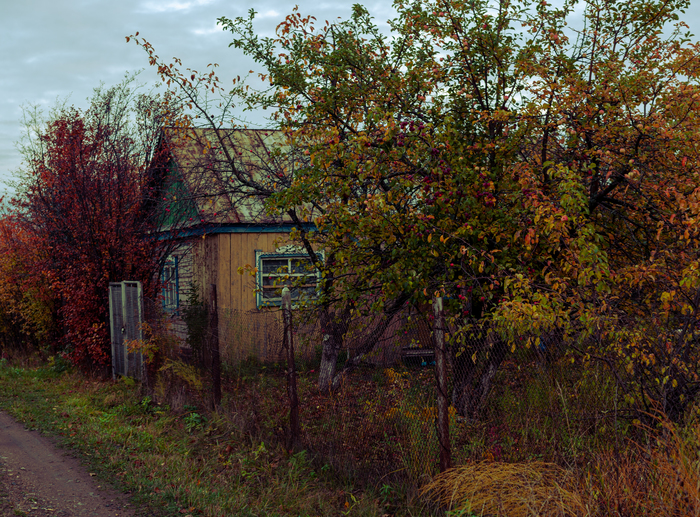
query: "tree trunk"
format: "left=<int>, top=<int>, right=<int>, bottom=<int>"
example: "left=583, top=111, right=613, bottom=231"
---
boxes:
left=318, top=294, right=409, bottom=393
left=317, top=307, right=345, bottom=394
left=451, top=327, right=507, bottom=419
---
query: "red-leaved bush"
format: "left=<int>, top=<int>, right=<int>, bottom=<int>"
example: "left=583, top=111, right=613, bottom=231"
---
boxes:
left=4, top=78, right=185, bottom=372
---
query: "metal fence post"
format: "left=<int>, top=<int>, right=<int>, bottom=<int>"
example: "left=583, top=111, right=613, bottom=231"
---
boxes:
left=433, top=295, right=451, bottom=472
left=282, top=287, right=300, bottom=449
left=209, top=283, right=221, bottom=408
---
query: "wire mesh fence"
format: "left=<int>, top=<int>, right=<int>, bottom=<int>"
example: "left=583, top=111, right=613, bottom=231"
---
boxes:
left=142, top=295, right=580, bottom=484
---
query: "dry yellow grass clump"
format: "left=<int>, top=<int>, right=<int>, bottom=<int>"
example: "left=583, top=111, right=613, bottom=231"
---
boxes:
left=421, top=461, right=587, bottom=517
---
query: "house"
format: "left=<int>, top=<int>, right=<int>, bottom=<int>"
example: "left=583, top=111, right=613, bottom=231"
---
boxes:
left=151, top=127, right=320, bottom=362
left=152, top=127, right=428, bottom=366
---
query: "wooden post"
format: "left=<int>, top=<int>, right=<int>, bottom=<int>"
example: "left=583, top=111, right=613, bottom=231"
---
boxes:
left=282, top=287, right=300, bottom=449
left=209, top=284, right=221, bottom=408
left=433, top=295, right=451, bottom=472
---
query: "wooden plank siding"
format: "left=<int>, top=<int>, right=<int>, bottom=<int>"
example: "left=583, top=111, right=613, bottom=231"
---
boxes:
left=204, top=232, right=291, bottom=313
left=219, top=234, right=231, bottom=310
left=180, top=232, right=299, bottom=364
left=173, top=231, right=431, bottom=367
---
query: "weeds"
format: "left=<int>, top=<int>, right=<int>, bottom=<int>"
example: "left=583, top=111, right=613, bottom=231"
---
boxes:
left=3, top=352, right=700, bottom=516
left=0, top=360, right=392, bottom=516
left=183, top=410, right=206, bottom=433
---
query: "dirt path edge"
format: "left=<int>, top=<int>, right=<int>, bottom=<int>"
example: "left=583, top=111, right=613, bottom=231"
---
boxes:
left=0, top=410, right=135, bottom=517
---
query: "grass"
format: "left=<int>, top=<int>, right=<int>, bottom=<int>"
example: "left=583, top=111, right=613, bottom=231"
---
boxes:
left=0, top=356, right=405, bottom=516
left=1, top=350, right=700, bottom=516
left=455, top=360, right=625, bottom=466
left=421, top=461, right=587, bottom=517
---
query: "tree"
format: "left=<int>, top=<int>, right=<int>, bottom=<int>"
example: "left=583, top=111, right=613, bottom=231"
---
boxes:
left=130, top=28, right=412, bottom=394
left=8, top=76, right=186, bottom=372
left=0, top=214, right=58, bottom=352
left=136, top=0, right=700, bottom=417
left=219, top=0, right=700, bottom=417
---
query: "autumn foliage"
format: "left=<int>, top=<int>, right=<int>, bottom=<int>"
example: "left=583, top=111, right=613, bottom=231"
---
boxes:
left=213, top=0, right=700, bottom=418
left=0, top=79, right=182, bottom=371
left=126, top=0, right=700, bottom=418
left=0, top=215, right=57, bottom=351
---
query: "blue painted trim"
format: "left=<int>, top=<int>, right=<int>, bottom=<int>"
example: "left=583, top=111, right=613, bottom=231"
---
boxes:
left=255, top=249, right=324, bottom=308
left=174, top=256, right=180, bottom=309
left=158, top=223, right=316, bottom=240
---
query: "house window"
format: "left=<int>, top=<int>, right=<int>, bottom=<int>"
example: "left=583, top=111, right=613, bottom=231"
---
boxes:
left=255, top=249, right=322, bottom=307
left=161, top=256, right=179, bottom=310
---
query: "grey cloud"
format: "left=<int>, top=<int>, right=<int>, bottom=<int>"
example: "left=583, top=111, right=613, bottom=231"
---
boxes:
left=2, top=0, right=698, bottom=185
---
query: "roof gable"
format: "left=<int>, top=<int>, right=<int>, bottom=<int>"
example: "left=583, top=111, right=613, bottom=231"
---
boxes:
left=162, top=127, right=292, bottom=226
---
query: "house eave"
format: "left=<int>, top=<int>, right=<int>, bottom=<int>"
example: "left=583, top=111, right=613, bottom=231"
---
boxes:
left=157, top=222, right=316, bottom=240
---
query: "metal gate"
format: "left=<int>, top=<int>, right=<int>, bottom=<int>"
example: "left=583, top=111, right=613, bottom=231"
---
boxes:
left=108, top=281, right=144, bottom=380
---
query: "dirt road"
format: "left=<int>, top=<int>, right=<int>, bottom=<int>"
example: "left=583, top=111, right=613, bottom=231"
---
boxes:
left=0, top=411, right=135, bottom=517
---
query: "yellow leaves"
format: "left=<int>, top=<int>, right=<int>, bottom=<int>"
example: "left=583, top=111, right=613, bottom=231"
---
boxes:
left=660, top=290, right=676, bottom=309
left=427, top=233, right=432, bottom=243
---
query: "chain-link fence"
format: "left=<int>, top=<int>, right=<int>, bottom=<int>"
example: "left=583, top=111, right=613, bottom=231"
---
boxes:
left=141, top=295, right=584, bottom=485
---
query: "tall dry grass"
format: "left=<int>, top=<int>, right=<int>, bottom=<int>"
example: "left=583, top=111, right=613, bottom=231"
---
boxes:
left=584, top=415, right=700, bottom=517
left=421, top=461, right=587, bottom=517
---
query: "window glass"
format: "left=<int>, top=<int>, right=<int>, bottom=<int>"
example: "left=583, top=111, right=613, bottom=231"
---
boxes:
left=161, top=256, right=179, bottom=310
left=256, top=253, right=321, bottom=307
left=262, top=259, right=289, bottom=274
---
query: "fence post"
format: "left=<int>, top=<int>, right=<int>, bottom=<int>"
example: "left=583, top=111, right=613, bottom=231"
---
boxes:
left=209, top=283, right=221, bottom=408
left=282, top=287, right=300, bottom=449
left=433, top=295, right=451, bottom=472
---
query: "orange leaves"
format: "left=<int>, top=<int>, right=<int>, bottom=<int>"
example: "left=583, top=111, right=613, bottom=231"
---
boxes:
left=523, top=228, right=536, bottom=248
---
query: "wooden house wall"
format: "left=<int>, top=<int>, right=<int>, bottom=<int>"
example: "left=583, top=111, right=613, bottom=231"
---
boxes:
left=183, top=232, right=294, bottom=363
left=183, top=231, right=431, bottom=366
left=194, top=232, right=291, bottom=313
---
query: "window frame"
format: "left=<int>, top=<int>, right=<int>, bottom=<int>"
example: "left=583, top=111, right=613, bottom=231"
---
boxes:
left=255, top=249, right=323, bottom=308
left=161, top=255, right=179, bottom=311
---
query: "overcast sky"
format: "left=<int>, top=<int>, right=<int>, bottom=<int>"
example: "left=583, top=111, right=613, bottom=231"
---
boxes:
left=0, top=0, right=395, bottom=193
left=1, top=0, right=698, bottom=194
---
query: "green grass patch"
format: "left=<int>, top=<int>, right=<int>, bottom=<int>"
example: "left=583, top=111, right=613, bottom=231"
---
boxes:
left=0, top=360, right=406, bottom=516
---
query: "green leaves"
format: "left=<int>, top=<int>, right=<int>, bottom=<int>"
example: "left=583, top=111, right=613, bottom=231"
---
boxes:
left=141, top=0, right=700, bottom=416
